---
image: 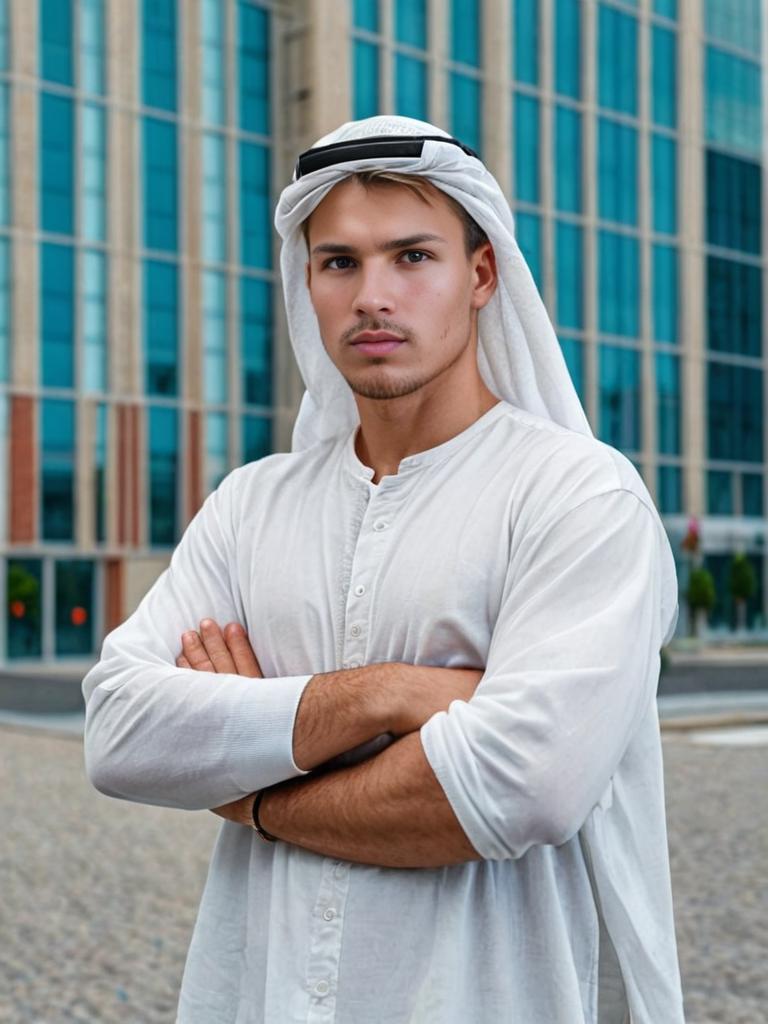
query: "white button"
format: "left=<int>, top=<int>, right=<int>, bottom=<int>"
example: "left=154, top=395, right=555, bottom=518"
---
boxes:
left=334, top=862, right=348, bottom=878
left=350, top=624, right=361, bottom=637
left=323, top=907, right=336, bottom=921
left=354, top=584, right=366, bottom=596
left=373, top=520, right=388, bottom=531
left=314, top=979, right=330, bottom=996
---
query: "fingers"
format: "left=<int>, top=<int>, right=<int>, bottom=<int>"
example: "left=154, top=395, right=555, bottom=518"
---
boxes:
left=223, top=622, right=264, bottom=679
left=178, top=621, right=236, bottom=674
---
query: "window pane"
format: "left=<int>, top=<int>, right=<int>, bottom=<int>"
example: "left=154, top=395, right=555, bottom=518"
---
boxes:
left=513, top=0, right=538, bottom=86
left=353, top=40, right=379, bottom=119
left=238, top=1, right=270, bottom=134
left=656, top=351, right=680, bottom=454
left=80, top=0, right=105, bottom=95
left=598, top=118, right=637, bottom=226
left=201, top=0, right=226, bottom=124
left=395, top=54, right=428, bottom=120
left=742, top=473, right=764, bottom=517
left=81, top=103, right=106, bottom=241
left=41, top=398, right=76, bottom=541
left=653, top=244, right=678, bottom=343
left=705, top=150, right=761, bottom=255
left=240, top=141, right=271, bottom=268
left=598, top=343, right=641, bottom=451
left=40, top=92, right=74, bottom=235
left=514, top=94, right=539, bottom=203
left=94, top=401, right=107, bottom=542
left=450, top=0, right=480, bottom=67
left=554, top=106, right=581, bottom=213
left=242, top=414, right=271, bottom=463
left=515, top=212, right=542, bottom=292
left=449, top=73, right=481, bottom=153
left=657, top=465, right=682, bottom=514
left=241, top=275, right=272, bottom=406
left=148, top=405, right=178, bottom=545
left=598, top=5, right=637, bottom=115
left=554, top=0, right=580, bottom=99
left=598, top=231, right=639, bottom=337
left=654, top=0, right=676, bottom=18
left=202, top=131, right=227, bottom=263
left=707, top=469, right=732, bottom=514
left=652, top=26, right=676, bottom=129
left=0, top=236, right=10, bottom=383
left=206, top=411, right=228, bottom=494
left=0, top=82, right=9, bottom=225
left=558, top=337, right=585, bottom=403
left=705, top=0, right=761, bottom=57
left=705, top=46, right=762, bottom=157
left=555, top=222, right=583, bottom=329
left=203, top=270, right=228, bottom=404
left=395, top=0, right=426, bottom=48
left=82, top=249, right=108, bottom=391
left=144, top=259, right=178, bottom=395
left=7, top=559, right=43, bottom=659
left=707, top=255, right=762, bottom=357
left=41, top=242, right=75, bottom=388
left=707, top=361, right=763, bottom=462
left=41, top=0, right=73, bottom=85
left=142, top=0, right=177, bottom=111
left=55, top=560, right=95, bottom=655
left=651, top=134, right=676, bottom=234
left=353, top=0, right=379, bottom=32
left=143, top=117, right=178, bottom=251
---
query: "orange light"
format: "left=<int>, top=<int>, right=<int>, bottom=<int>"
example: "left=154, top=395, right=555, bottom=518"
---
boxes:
left=71, top=606, right=88, bottom=626
left=9, top=600, right=25, bottom=619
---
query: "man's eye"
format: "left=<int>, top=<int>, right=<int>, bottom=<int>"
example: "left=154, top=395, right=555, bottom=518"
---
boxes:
left=324, top=256, right=355, bottom=270
left=401, top=250, right=429, bottom=263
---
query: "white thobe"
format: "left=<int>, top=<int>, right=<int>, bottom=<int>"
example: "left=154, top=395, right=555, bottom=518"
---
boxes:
left=82, top=399, right=686, bottom=1024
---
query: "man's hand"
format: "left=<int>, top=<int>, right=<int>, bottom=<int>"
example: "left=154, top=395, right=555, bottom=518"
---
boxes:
left=176, top=619, right=262, bottom=677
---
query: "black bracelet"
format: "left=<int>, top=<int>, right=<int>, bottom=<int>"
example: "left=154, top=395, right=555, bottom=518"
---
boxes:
left=251, top=789, right=278, bottom=843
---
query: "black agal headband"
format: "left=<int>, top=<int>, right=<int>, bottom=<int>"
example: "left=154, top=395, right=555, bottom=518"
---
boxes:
left=294, top=134, right=480, bottom=180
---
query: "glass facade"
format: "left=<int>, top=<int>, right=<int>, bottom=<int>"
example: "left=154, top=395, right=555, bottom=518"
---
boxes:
left=148, top=405, right=178, bottom=547
left=41, top=399, right=76, bottom=542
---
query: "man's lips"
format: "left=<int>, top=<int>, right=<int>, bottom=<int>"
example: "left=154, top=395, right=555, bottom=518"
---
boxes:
left=350, top=332, right=406, bottom=355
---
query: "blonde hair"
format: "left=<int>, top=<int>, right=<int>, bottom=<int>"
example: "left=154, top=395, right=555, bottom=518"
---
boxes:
left=300, top=169, right=489, bottom=258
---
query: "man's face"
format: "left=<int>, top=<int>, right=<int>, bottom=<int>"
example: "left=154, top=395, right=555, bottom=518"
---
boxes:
left=304, top=178, right=496, bottom=402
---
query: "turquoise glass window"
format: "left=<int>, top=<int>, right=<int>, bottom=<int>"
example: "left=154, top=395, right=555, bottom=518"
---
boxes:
left=206, top=412, right=228, bottom=494
left=201, top=0, right=226, bottom=124
left=142, top=0, right=176, bottom=111
left=449, top=74, right=481, bottom=153
left=41, top=0, right=73, bottom=86
left=514, top=94, right=539, bottom=204
left=598, top=118, right=637, bottom=226
left=148, top=405, right=178, bottom=546
left=706, top=150, right=761, bottom=255
left=242, top=414, right=272, bottom=463
left=555, top=221, right=583, bottom=330
left=353, top=0, right=379, bottom=32
left=238, top=1, right=270, bottom=134
left=202, top=132, right=227, bottom=263
left=451, top=0, right=480, bottom=66
left=598, top=5, right=637, bottom=116
left=651, top=134, right=676, bottom=235
left=598, top=344, right=641, bottom=451
left=708, top=361, right=763, bottom=462
left=598, top=231, right=639, bottom=337
left=81, top=103, right=106, bottom=241
left=707, top=470, right=732, bottom=514
left=79, top=0, right=105, bottom=94
left=655, top=351, right=680, bottom=454
left=0, top=0, right=9, bottom=69
left=41, top=243, right=75, bottom=388
left=652, top=25, right=676, bottom=129
left=395, top=0, right=426, bottom=47
left=40, top=92, right=74, bottom=236
left=41, top=398, right=76, bottom=541
left=353, top=40, right=379, bottom=119
left=657, top=466, right=682, bottom=514
left=203, top=270, right=228, bottom=404
left=554, top=106, right=581, bottom=213
left=395, top=54, right=428, bottom=120
left=554, top=0, right=580, bottom=98
left=707, top=256, right=762, bottom=358
left=653, top=244, right=678, bottom=343
left=144, top=259, right=178, bottom=396
left=94, top=401, right=107, bottom=542
left=7, top=559, right=43, bottom=659
left=143, top=117, right=178, bottom=251
left=240, top=141, right=271, bottom=268
left=558, top=337, right=584, bottom=403
left=81, top=249, right=107, bottom=392
left=241, top=276, right=272, bottom=407
left=0, top=237, right=9, bottom=382
left=0, top=83, right=8, bottom=225
left=705, top=46, right=762, bottom=156
left=705, top=0, right=760, bottom=57
left=516, top=212, right=542, bottom=292
left=513, top=0, right=538, bottom=86
left=742, top=473, right=764, bottom=517
left=653, top=0, right=676, bottom=18
left=55, top=559, right=95, bottom=655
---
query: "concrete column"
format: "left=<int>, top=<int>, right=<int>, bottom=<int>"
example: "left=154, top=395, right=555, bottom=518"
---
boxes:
left=582, top=0, right=598, bottom=430
left=482, top=0, right=511, bottom=197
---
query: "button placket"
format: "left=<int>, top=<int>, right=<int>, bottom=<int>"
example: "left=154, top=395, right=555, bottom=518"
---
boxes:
left=305, top=857, right=351, bottom=1022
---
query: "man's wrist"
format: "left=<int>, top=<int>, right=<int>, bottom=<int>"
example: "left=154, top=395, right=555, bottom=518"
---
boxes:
left=251, top=788, right=278, bottom=842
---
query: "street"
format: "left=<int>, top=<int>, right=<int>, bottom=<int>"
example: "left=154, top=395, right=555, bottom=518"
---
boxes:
left=0, top=725, right=766, bottom=1023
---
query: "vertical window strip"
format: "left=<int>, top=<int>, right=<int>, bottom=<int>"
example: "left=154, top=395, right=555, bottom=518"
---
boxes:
left=201, top=0, right=227, bottom=125
left=144, top=259, right=178, bottom=396
left=449, top=73, right=481, bottom=153
left=395, top=0, right=426, bottom=48
left=205, top=411, right=228, bottom=495
left=239, top=141, right=271, bottom=269
left=238, top=1, right=270, bottom=135
left=450, top=0, right=480, bottom=67
left=554, top=0, right=580, bottom=99
left=598, top=343, right=641, bottom=452
left=0, top=82, right=9, bottom=226
left=0, top=236, right=9, bottom=382
left=41, top=242, right=75, bottom=388
left=394, top=53, right=428, bottom=120
left=655, top=351, right=681, bottom=454
left=598, top=117, right=638, bottom=226
left=513, top=0, right=539, bottom=86
left=94, top=401, right=107, bottom=542
left=353, top=0, right=379, bottom=32
left=142, top=0, right=177, bottom=111
left=143, top=117, right=178, bottom=252
left=514, top=93, right=540, bottom=204
left=0, top=0, right=8, bottom=70
left=41, top=397, right=76, bottom=541
left=202, top=132, right=227, bottom=263
left=705, top=45, right=762, bottom=157
left=597, top=4, right=637, bottom=116
left=652, top=243, right=678, bottom=343
left=242, top=412, right=271, bottom=463
left=79, top=0, right=106, bottom=95
left=651, top=25, right=676, bottom=129
left=81, top=249, right=107, bottom=392
left=241, top=275, right=272, bottom=407
left=555, top=221, right=583, bottom=330
left=40, top=0, right=74, bottom=86
left=40, top=92, right=75, bottom=236
left=353, top=39, right=380, bottom=119
left=704, top=0, right=761, bottom=57
left=554, top=106, right=582, bottom=213
left=598, top=230, right=639, bottom=337
left=651, top=133, right=676, bottom=235
left=202, top=269, right=228, bottom=404
left=148, top=404, right=178, bottom=545
left=515, top=211, right=542, bottom=292
left=81, top=103, right=106, bottom=241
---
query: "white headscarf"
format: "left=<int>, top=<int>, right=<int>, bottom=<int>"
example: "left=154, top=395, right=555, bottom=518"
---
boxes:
left=274, top=114, right=679, bottom=645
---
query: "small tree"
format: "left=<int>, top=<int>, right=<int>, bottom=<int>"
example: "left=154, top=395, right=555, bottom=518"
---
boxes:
left=686, top=567, right=716, bottom=638
left=729, top=553, right=757, bottom=632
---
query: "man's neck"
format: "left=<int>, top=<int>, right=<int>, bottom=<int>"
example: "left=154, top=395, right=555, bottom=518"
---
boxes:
left=354, top=385, right=501, bottom=484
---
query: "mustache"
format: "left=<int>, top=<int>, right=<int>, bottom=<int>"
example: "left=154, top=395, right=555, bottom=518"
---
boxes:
left=341, top=320, right=412, bottom=344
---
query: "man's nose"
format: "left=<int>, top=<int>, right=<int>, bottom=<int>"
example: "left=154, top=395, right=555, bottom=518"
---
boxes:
left=353, top=263, right=395, bottom=317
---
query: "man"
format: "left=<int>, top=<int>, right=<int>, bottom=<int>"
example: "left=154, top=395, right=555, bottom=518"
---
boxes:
left=82, top=115, right=685, bottom=1023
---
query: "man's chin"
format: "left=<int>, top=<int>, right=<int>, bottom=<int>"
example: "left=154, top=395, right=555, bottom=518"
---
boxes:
left=344, top=373, right=427, bottom=401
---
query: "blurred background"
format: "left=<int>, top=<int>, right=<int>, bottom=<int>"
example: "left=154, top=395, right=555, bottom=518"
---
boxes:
left=0, top=0, right=766, bottom=672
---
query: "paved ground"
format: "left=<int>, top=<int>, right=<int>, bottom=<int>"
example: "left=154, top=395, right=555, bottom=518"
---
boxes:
left=0, top=725, right=766, bottom=1023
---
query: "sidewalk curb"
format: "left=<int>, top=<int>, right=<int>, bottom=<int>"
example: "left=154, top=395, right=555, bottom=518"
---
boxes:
left=660, top=711, right=768, bottom=732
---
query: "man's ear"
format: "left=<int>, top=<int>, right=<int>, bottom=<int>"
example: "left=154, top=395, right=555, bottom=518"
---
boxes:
left=471, top=241, right=498, bottom=311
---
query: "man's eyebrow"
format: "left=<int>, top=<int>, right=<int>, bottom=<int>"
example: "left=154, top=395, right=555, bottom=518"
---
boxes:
left=310, top=233, right=447, bottom=257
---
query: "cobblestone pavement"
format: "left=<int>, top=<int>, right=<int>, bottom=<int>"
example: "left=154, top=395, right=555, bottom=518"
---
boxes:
left=1, top=726, right=766, bottom=1023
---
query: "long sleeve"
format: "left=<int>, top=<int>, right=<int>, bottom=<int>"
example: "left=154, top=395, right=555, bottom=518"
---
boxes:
left=82, top=468, right=312, bottom=810
left=419, top=487, right=674, bottom=861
